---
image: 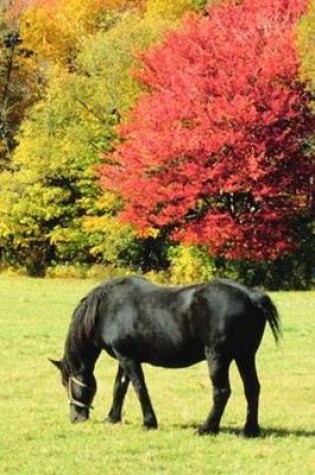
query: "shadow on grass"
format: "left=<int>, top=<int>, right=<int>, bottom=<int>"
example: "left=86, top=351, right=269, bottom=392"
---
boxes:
left=176, top=423, right=315, bottom=439
left=257, top=427, right=315, bottom=439
left=98, top=419, right=315, bottom=438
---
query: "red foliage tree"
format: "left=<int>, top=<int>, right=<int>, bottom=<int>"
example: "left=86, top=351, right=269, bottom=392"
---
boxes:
left=101, top=0, right=314, bottom=260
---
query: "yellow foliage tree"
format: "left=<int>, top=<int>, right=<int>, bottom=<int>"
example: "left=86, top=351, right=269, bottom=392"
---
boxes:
left=9, top=0, right=145, bottom=67
left=145, top=0, right=199, bottom=19
left=297, top=0, right=315, bottom=92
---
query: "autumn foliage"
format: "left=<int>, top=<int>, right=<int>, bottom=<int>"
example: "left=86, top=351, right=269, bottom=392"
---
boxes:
left=101, top=0, right=313, bottom=260
left=0, top=0, right=313, bottom=282
left=7, top=0, right=145, bottom=66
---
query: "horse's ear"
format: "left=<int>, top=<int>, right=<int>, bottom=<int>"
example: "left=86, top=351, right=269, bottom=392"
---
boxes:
left=49, top=358, right=63, bottom=371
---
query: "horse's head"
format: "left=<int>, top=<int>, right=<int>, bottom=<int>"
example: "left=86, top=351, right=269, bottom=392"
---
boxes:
left=49, top=359, right=96, bottom=423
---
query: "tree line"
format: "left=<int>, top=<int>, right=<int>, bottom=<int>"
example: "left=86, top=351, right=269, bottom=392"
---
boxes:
left=0, top=0, right=313, bottom=289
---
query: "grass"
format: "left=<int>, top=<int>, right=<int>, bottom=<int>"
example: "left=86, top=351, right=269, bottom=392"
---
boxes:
left=0, top=276, right=314, bottom=474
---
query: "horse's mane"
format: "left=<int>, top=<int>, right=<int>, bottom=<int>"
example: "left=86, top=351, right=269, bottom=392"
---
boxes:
left=66, top=286, right=106, bottom=354
left=65, top=276, right=132, bottom=354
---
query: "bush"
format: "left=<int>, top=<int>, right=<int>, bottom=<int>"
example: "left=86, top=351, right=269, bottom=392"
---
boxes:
left=168, top=245, right=216, bottom=285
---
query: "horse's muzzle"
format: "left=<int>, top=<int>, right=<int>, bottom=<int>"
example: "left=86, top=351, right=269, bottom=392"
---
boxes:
left=70, top=406, right=89, bottom=423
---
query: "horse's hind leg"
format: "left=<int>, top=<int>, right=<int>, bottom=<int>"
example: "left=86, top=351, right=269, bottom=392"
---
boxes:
left=198, top=349, right=232, bottom=435
left=115, top=353, right=158, bottom=429
left=235, top=354, right=261, bottom=437
left=106, top=364, right=130, bottom=424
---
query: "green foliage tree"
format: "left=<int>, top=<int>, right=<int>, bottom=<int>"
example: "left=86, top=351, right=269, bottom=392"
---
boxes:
left=0, top=66, right=134, bottom=275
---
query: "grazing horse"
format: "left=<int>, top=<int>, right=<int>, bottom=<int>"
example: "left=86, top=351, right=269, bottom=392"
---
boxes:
left=50, top=276, right=281, bottom=436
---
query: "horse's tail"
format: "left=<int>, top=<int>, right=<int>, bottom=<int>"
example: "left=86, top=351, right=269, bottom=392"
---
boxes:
left=250, top=289, right=282, bottom=344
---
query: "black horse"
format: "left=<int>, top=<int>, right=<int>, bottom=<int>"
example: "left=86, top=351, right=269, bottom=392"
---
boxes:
left=50, top=275, right=281, bottom=437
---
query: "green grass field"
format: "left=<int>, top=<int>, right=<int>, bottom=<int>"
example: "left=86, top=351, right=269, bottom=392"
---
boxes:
left=0, top=276, right=314, bottom=474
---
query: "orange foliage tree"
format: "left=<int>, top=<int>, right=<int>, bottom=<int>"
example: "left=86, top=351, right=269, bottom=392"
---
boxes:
left=101, top=0, right=314, bottom=261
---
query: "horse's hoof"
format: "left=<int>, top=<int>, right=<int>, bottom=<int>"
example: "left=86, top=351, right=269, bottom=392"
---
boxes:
left=104, top=416, right=121, bottom=424
left=196, top=425, right=219, bottom=436
left=144, top=418, right=158, bottom=430
left=244, top=425, right=261, bottom=438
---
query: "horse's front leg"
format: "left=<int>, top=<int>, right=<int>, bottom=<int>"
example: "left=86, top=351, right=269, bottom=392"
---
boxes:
left=106, top=364, right=130, bottom=424
left=114, top=352, right=158, bottom=429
